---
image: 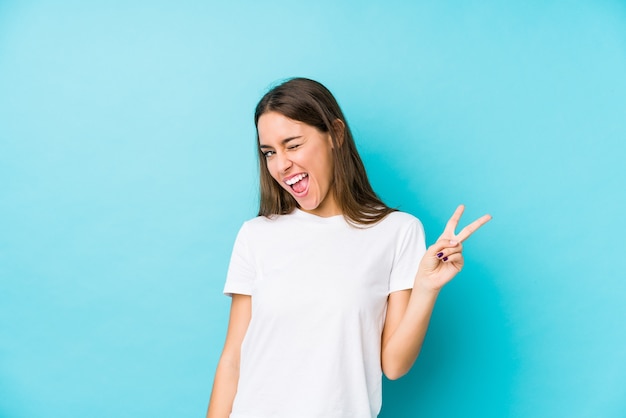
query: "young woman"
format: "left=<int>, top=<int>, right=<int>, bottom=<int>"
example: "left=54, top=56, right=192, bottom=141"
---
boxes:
left=207, top=78, right=491, bottom=418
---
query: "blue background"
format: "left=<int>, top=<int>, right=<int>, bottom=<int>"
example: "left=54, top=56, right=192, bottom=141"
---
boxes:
left=1, top=1, right=625, bottom=417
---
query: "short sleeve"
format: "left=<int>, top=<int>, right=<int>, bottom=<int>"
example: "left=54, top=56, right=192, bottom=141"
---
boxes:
left=389, top=218, right=426, bottom=293
left=223, top=222, right=256, bottom=296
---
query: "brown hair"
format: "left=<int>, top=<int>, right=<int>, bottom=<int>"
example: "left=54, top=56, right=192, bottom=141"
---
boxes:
left=254, top=77, right=395, bottom=225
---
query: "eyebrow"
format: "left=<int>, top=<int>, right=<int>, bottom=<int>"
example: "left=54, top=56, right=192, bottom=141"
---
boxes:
left=259, top=136, right=302, bottom=149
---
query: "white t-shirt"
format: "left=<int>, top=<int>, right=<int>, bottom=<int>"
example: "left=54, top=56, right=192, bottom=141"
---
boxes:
left=223, top=209, right=426, bottom=418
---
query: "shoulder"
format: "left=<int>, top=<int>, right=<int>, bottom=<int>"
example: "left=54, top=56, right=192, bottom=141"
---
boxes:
left=244, top=213, right=297, bottom=226
left=383, top=210, right=422, bottom=224
left=237, top=212, right=297, bottom=235
left=377, top=210, right=424, bottom=231
left=242, top=215, right=274, bottom=228
left=359, top=210, right=425, bottom=243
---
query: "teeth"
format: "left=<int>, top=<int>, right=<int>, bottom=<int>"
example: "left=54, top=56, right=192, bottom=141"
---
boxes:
left=285, top=173, right=308, bottom=186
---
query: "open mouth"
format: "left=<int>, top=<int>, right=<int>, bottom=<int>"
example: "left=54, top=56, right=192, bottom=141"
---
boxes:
left=285, top=173, right=309, bottom=194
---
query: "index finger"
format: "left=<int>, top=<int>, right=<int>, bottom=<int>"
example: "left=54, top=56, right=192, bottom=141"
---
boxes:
left=455, top=214, right=492, bottom=242
left=443, top=204, right=465, bottom=236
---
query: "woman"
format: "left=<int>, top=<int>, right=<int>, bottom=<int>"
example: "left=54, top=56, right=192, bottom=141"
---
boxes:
left=207, top=78, right=491, bottom=418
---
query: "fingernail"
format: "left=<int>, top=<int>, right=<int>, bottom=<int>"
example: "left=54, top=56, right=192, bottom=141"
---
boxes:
left=443, top=256, right=449, bottom=262
left=437, top=252, right=444, bottom=258
left=450, top=240, right=458, bottom=246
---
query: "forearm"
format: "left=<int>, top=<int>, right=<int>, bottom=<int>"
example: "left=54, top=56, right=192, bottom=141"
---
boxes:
left=381, top=282, right=439, bottom=380
left=207, top=358, right=240, bottom=418
left=208, top=294, right=250, bottom=417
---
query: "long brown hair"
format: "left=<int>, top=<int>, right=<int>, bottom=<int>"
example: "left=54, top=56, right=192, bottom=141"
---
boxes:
left=254, top=77, right=395, bottom=225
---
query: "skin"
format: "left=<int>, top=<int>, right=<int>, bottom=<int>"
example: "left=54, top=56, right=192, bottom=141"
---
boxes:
left=381, top=205, right=492, bottom=379
left=258, top=111, right=340, bottom=217
left=207, top=113, right=492, bottom=417
left=207, top=294, right=250, bottom=418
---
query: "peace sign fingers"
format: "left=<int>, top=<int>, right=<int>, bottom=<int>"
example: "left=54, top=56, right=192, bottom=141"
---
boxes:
left=418, top=205, right=492, bottom=292
left=455, top=213, right=492, bottom=242
left=443, top=204, right=492, bottom=242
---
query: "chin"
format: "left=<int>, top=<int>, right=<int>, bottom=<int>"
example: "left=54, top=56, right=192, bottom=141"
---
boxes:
left=297, top=203, right=317, bottom=211
left=296, top=198, right=320, bottom=212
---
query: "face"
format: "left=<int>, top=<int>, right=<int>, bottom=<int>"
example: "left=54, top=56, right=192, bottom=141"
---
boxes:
left=257, top=111, right=340, bottom=217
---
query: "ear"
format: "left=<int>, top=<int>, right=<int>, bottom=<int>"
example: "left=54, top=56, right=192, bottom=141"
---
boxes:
left=331, top=119, right=346, bottom=147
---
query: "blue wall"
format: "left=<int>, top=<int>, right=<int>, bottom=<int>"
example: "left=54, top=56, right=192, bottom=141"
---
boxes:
left=1, top=1, right=625, bottom=417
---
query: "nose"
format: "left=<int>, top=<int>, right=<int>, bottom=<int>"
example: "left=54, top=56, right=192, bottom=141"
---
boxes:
left=275, top=151, right=292, bottom=174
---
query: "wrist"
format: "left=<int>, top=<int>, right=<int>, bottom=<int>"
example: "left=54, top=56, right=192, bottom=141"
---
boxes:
left=412, top=277, right=441, bottom=299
